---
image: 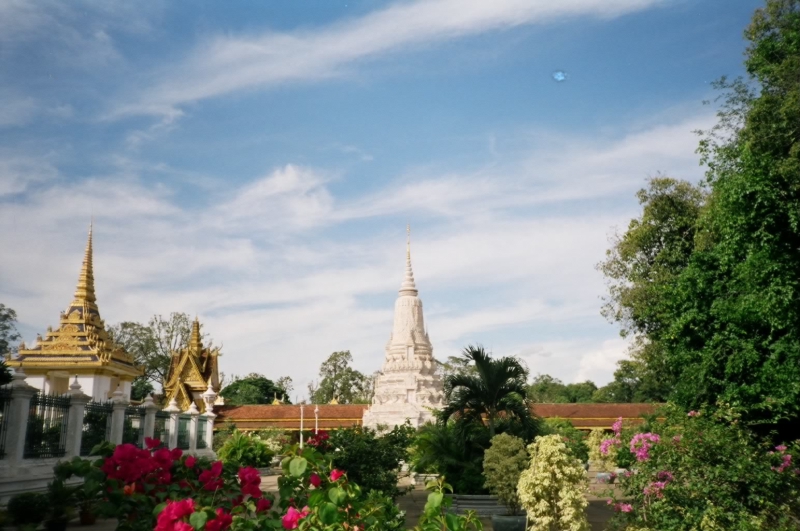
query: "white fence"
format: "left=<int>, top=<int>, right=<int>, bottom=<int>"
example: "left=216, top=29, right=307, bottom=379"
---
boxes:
left=0, top=368, right=217, bottom=502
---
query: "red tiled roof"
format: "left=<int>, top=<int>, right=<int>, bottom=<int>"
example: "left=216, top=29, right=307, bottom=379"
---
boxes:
left=215, top=404, right=369, bottom=431
left=214, top=403, right=661, bottom=431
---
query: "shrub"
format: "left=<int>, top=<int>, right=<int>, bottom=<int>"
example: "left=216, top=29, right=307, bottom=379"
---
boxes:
left=543, top=418, right=589, bottom=463
left=216, top=429, right=274, bottom=468
left=517, top=434, right=590, bottom=531
left=606, top=404, right=800, bottom=531
left=482, top=433, right=528, bottom=515
left=328, top=422, right=415, bottom=499
left=7, top=492, right=50, bottom=527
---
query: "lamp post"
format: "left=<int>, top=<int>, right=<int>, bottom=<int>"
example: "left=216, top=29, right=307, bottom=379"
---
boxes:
left=314, top=405, right=319, bottom=435
left=299, top=404, right=305, bottom=449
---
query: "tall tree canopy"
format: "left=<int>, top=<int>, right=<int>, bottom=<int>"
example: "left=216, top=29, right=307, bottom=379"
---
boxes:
left=659, top=0, right=800, bottom=438
left=308, top=350, right=370, bottom=404
left=441, top=345, right=534, bottom=437
left=0, top=303, right=21, bottom=359
left=220, top=373, right=289, bottom=405
left=527, top=374, right=598, bottom=404
left=597, top=176, right=707, bottom=404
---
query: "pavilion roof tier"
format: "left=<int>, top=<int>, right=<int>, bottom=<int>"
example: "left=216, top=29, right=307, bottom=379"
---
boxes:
left=8, top=226, right=141, bottom=379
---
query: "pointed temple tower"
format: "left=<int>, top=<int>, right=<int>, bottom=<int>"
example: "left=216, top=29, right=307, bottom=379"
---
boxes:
left=8, top=226, right=142, bottom=401
left=163, top=317, right=220, bottom=412
left=363, top=227, right=444, bottom=429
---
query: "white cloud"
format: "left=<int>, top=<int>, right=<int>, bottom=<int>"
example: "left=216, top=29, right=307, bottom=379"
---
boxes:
left=113, top=0, right=671, bottom=118
left=1, top=108, right=703, bottom=395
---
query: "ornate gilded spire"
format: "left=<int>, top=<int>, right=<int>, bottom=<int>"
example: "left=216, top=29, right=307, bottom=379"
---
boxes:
left=73, top=224, right=97, bottom=304
left=189, top=317, right=202, bottom=352
left=399, top=224, right=418, bottom=296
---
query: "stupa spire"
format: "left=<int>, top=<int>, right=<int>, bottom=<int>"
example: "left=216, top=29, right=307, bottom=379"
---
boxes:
left=73, top=223, right=96, bottom=304
left=399, top=224, right=418, bottom=296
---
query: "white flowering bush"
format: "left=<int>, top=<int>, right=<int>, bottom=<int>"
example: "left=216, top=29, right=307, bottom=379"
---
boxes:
left=517, top=434, right=589, bottom=531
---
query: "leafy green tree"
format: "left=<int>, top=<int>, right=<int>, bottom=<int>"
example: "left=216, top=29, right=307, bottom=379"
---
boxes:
left=276, top=376, right=294, bottom=397
left=220, top=373, right=288, bottom=405
left=0, top=303, right=21, bottom=358
left=598, top=177, right=707, bottom=403
left=441, top=345, right=534, bottom=437
left=658, top=0, right=800, bottom=437
left=308, top=351, right=369, bottom=404
left=527, top=374, right=597, bottom=403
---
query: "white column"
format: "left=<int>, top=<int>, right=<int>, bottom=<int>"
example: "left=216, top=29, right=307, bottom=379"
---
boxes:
left=65, top=376, right=91, bottom=457
left=142, top=394, right=158, bottom=441
left=299, top=404, right=304, bottom=449
left=314, top=405, right=319, bottom=435
left=164, top=398, right=181, bottom=450
left=109, top=386, right=129, bottom=445
left=187, top=403, right=199, bottom=453
left=201, top=382, right=217, bottom=452
left=5, top=368, right=38, bottom=463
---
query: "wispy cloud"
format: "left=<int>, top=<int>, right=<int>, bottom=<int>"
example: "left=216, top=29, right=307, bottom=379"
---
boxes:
left=0, top=108, right=704, bottom=394
left=112, top=0, right=671, bottom=118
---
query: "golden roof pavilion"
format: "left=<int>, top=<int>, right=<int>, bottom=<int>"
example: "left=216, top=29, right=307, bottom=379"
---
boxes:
left=163, top=318, right=220, bottom=412
left=8, top=226, right=142, bottom=398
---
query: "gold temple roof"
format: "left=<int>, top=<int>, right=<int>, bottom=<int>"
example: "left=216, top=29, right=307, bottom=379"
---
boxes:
left=163, top=318, right=220, bottom=412
left=8, top=226, right=141, bottom=378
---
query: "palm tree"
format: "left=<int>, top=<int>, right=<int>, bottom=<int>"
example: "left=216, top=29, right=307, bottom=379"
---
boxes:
left=440, top=344, right=533, bottom=437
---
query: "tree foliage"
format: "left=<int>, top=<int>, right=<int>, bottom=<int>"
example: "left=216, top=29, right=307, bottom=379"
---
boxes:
left=482, top=433, right=528, bottom=515
left=0, top=303, right=21, bottom=358
left=527, top=374, right=598, bottom=403
left=656, top=0, right=800, bottom=437
left=441, top=345, right=534, bottom=437
left=308, top=351, right=370, bottom=404
left=108, top=312, right=213, bottom=400
left=220, top=373, right=289, bottom=405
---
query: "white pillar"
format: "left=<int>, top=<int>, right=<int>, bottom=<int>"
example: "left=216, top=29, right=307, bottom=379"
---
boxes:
left=299, top=404, right=304, bottom=449
left=314, top=405, right=319, bottom=435
left=65, top=376, right=91, bottom=457
left=164, top=398, right=181, bottom=450
left=187, top=402, right=199, bottom=453
left=109, top=385, right=129, bottom=445
left=5, top=368, right=38, bottom=463
left=201, top=382, right=217, bottom=452
left=142, top=394, right=158, bottom=441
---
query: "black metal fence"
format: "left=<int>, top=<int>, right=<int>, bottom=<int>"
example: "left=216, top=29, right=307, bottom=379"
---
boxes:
left=24, top=392, right=70, bottom=458
left=80, top=401, right=113, bottom=456
left=197, top=416, right=207, bottom=449
left=0, top=388, right=12, bottom=458
left=123, top=405, right=146, bottom=446
left=177, top=414, right=190, bottom=450
left=153, top=410, right=170, bottom=445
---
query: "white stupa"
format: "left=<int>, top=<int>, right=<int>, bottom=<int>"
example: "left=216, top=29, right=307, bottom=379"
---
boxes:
left=363, top=227, right=444, bottom=429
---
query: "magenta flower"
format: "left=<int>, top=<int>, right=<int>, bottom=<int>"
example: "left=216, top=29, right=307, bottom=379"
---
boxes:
left=614, top=503, right=633, bottom=513
left=630, top=433, right=660, bottom=462
left=330, top=469, right=345, bottom=482
left=687, top=410, right=699, bottom=417
left=309, top=473, right=322, bottom=488
left=611, top=417, right=623, bottom=437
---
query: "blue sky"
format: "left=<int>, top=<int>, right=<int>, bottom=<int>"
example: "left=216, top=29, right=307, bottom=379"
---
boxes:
left=0, top=0, right=763, bottom=399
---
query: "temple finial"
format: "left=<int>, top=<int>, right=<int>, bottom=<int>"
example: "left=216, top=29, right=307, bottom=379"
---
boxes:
left=190, top=317, right=201, bottom=351
left=73, top=223, right=96, bottom=304
left=399, top=225, right=418, bottom=296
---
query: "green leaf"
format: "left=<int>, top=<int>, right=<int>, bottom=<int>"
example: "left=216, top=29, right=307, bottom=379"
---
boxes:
left=428, top=491, right=443, bottom=508
left=152, top=502, right=167, bottom=517
left=319, top=502, right=338, bottom=525
left=189, top=511, right=208, bottom=531
left=328, top=487, right=346, bottom=505
left=289, top=457, right=308, bottom=477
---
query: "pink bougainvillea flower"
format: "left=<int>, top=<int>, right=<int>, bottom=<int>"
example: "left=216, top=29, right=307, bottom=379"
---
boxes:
left=238, top=467, right=262, bottom=498
left=614, top=503, right=633, bottom=513
left=643, top=481, right=667, bottom=499
left=775, top=445, right=788, bottom=453
left=199, top=461, right=225, bottom=491
left=330, top=469, right=345, bottom=482
left=170, top=448, right=183, bottom=461
left=145, top=437, right=162, bottom=450
left=155, top=499, right=195, bottom=531
left=185, top=456, right=197, bottom=468
left=206, top=509, right=233, bottom=531
left=611, top=417, right=623, bottom=436
left=309, top=473, right=322, bottom=488
left=256, top=498, right=272, bottom=513
left=281, top=506, right=310, bottom=530
left=599, top=438, right=619, bottom=456
left=630, top=433, right=660, bottom=462
left=687, top=410, right=699, bottom=417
